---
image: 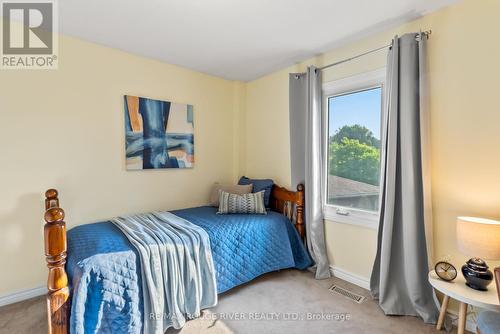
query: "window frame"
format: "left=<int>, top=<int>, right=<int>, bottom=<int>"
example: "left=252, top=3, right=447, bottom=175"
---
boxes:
left=322, top=68, right=386, bottom=230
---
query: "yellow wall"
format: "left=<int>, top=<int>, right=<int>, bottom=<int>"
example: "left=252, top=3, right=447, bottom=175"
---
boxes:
left=0, top=33, right=239, bottom=296
left=325, top=223, right=377, bottom=279
left=244, top=66, right=299, bottom=188
left=242, top=0, right=500, bottom=280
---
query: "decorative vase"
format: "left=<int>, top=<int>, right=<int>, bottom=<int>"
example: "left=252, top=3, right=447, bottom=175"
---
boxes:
left=461, top=258, right=493, bottom=291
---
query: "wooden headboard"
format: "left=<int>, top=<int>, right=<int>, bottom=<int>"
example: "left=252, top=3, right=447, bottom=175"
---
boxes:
left=268, top=184, right=305, bottom=241
left=42, top=183, right=305, bottom=334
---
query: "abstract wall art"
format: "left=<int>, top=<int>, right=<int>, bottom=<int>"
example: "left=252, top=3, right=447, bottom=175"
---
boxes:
left=124, top=95, right=194, bottom=170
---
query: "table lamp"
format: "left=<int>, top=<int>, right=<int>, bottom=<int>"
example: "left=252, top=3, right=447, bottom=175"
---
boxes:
left=456, top=216, right=500, bottom=291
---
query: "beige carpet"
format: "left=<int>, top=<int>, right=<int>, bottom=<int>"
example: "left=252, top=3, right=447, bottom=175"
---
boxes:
left=0, top=269, right=446, bottom=334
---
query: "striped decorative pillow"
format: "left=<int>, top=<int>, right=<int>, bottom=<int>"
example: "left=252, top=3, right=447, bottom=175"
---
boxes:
left=217, top=190, right=267, bottom=215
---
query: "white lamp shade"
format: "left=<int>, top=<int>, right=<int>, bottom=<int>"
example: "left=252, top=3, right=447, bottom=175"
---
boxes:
left=456, top=216, right=500, bottom=260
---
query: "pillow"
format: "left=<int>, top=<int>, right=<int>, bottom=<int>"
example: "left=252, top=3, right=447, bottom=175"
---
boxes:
left=210, top=183, right=253, bottom=207
left=217, top=190, right=267, bottom=215
left=238, top=176, right=274, bottom=207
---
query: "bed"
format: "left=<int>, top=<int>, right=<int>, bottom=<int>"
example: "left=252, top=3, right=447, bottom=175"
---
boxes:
left=42, top=184, right=310, bottom=334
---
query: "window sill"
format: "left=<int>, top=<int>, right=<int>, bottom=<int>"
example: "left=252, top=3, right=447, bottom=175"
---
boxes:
left=323, top=206, right=379, bottom=230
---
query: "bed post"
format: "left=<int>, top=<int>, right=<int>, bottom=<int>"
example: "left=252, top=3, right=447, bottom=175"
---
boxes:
left=44, top=189, right=70, bottom=334
left=296, top=184, right=305, bottom=242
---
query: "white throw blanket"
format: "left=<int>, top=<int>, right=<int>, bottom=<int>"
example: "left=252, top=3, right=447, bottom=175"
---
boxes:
left=111, top=211, right=217, bottom=333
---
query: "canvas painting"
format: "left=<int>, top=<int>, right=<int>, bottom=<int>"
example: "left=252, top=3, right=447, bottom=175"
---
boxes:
left=124, top=95, right=194, bottom=170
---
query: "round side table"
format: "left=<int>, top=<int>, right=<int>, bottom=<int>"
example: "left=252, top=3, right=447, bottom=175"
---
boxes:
left=429, top=270, right=500, bottom=334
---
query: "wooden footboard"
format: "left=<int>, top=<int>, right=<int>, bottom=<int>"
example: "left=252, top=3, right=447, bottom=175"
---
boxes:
left=42, top=183, right=305, bottom=333
left=269, top=184, right=305, bottom=242
left=44, top=189, right=70, bottom=334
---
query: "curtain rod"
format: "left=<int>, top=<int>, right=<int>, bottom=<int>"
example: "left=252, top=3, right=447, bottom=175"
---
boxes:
left=319, top=30, right=431, bottom=71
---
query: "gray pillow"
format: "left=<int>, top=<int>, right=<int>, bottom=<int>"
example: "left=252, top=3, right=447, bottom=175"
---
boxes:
left=210, top=183, right=253, bottom=207
left=217, top=190, right=267, bottom=215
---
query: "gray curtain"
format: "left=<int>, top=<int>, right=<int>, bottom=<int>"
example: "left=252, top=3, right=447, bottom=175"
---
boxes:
left=289, top=66, right=330, bottom=279
left=289, top=73, right=307, bottom=187
left=370, top=33, right=439, bottom=323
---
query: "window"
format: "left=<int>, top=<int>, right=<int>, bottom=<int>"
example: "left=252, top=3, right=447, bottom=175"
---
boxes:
left=323, top=69, right=384, bottom=229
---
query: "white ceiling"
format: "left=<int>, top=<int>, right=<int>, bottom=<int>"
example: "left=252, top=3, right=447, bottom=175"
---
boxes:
left=59, top=0, right=459, bottom=81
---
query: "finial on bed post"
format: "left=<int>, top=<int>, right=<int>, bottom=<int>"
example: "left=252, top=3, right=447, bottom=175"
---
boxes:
left=296, top=184, right=305, bottom=242
left=44, top=189, right=70, bottom=334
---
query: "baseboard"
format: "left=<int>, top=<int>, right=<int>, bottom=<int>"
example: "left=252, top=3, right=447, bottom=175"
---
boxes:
left=329, top=265, right=370, bottom=290
left=0, top=286, right=46, bottom=307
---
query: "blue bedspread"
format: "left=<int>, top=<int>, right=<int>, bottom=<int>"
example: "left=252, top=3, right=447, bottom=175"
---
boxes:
left=66, top=206, right=311, bottom=334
